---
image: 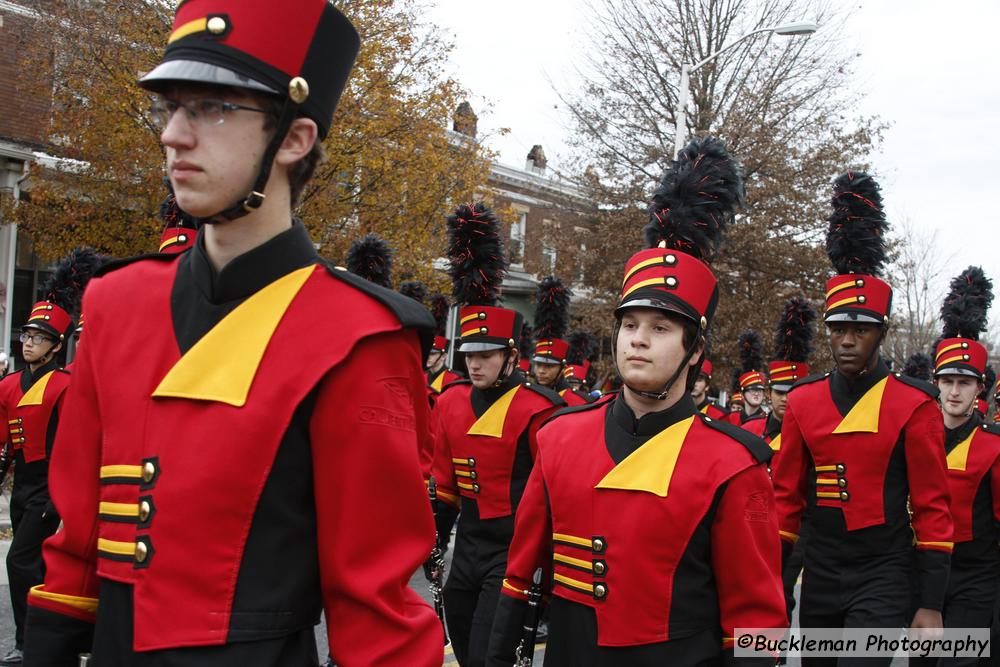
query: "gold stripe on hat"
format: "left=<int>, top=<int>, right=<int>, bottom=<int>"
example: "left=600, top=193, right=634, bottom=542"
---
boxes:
left=937, top=354, right=970, bottom=368
left=167, top=17, right=208, bottom=44
left=935, top=342, right=966, bottom=360
left=622, top=255, right=673, bottom=286
left=826, top=295, right=861, bottom=311
left=622, top=277, right=669, bottom=300
left=825, top=278, right=864, bottom=299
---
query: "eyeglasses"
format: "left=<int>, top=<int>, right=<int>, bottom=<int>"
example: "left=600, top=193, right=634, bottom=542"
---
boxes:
left=147, top=97, right=268, bottom=130
left=20, top=332, right=54, bottom=345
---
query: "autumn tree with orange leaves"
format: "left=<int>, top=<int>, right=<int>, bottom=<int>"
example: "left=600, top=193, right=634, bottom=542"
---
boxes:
left=3, top=0, right=491, bottom=291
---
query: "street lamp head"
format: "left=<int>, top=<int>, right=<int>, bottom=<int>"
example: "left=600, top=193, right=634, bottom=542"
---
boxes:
left=773, top=21, right=818, bottom=36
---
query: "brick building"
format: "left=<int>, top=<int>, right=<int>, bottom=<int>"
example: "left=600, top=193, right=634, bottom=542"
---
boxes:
left=0, top=0, right=57, bottom=363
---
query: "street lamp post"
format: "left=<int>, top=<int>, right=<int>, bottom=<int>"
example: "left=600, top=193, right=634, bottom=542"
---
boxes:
left=672, top=20, right=818, bottom=157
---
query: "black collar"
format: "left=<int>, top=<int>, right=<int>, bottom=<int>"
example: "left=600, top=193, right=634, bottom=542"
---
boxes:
left=764, top=412, right=782, bottom=439
left=945, top=412, right=982, bottom=453
left=609, top=392, right=697, bottom=437
left=187, top=219, right=319, bottom=304
left=829, top=359, right=891, bottom=417
left=470, top=369, right=524, bottom=419
left=21, top=358, right=59, bottom=394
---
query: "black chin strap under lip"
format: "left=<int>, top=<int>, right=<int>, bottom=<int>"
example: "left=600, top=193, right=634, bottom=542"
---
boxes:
left=182, top=97, right=300, bottom=226
left=612, top=319, right=704, bottom=402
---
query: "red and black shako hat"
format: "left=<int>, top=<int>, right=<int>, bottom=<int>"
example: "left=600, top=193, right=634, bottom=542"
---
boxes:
left=617, top=137, right=743, bottom=329
left=139, top=0, right=360, bottom=221
left=446, top=203, right=522, bottom=353
left=934, top=266, right=993, bottom=379
left=769, top=296, right=817, bottom=391
left=824, top=171, right=892, bottom=324
left=532, top=276, right=571, bottom=364
left=699, top=359, right=713, bottom=380
left=565, top=331, right=597, bottom=385
left=737, top=331, right=767, bottom=391
left=25, top=248, right=105, bottom=342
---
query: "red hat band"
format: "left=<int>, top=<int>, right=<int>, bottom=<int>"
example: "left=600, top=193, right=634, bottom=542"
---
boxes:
left=431, top=336, right=448, bottom=353
left=699, top=359, right=713, bottom=379
left=824, top=274, right=892, bottom=324
left=25, top=301, right=73, bottom=340
left=160, top=228, right=195, bottom=254
left=769, top=360, right=809, bottom=388
left=458, top=306, right=521, bottom=353
left=934, top=337, right=987, bottom=378
left=518, top=359, right=531, bottom=373
left=564, top=364, right=588, bottom=381
left=617, top=248, right=717, bottom=328
left=739, top=370, right=766, bottom=390
left=141, top=0, right=360, bottom=139
left=533, top=338, right=569, bottom=364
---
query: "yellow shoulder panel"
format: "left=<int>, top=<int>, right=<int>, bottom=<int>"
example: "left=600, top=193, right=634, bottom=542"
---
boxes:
left=946, top=429, right=977, bottom=471
left=466, top=385, right=520, bottom=438
left=17, top=371, right=55, bottom=407
left=152, top=265, right=315, bottom=407
left=595, top=416, right=695, bottom=497
left=832, top=377, right=888, bottom=434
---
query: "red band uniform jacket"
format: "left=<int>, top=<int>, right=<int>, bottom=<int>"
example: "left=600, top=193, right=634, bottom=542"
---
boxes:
left=936, top=413, right=1000, bottom=627
left=430, top=372, right=563, bottom=547
left=25, top=222, right=444, bottom=666
left=771, top=362, right=953, bottom=614
left=489, top=394, right=787, bottom=666
left=0, top=360, right=71, bottom=508
left=697, top=398, right=729, bottom=422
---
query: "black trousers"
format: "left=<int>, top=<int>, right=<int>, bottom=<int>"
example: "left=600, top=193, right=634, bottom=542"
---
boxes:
left=443, top=534, right=507, bottom=667
left=799, top=551, right=910, bottom=667
left=910, top=561, right=996, bottom=667
left=7, top=502, right=59, bottom=648
left=783, top=522, right=809, bottom=623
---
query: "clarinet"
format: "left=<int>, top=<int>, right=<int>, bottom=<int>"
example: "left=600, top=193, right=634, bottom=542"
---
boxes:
left=513, top=567, right=544, bottom=666
left=427, top=476, right=450, bottom=646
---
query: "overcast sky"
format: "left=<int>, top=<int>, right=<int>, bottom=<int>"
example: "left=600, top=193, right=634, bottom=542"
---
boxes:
left=425, top=0, right=1000, bottom=329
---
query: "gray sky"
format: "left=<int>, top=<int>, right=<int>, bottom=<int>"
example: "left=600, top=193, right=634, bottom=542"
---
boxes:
left=426, top=0, right=1000, bottom=329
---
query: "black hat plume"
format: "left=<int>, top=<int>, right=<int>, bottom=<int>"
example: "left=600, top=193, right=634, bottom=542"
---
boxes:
left=42, top=247, right=107, bottom=313
left=644, top=136, right=744, bottom=263
left=399, top=281, right=427, bottom=304
left=738, top=330, right=765, bottom=373
left=826, top=171, right=888, bottom=276
left=346, top=233, right=394, bottom=288
left=518, top=322, right=535, bottom=359
left=940, top=266, right=994, bottom=341
left=446, top=202, right=506, bottom=306
left=902, top=353, right=933, bottom=382
left=534, top=276, right=571, bottom=340
left=429, top=293, right=450, bottom=337
left=772, top=296, right=817, bottom=363
left=567, top=331, right=598, bottom=366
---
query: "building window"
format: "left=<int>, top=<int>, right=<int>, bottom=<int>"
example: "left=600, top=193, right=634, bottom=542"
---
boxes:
left=541, top=219, right=557, bottom=274
left=574, top=226, right=588, bottom=283
left=510, top=210, right=527, bottom=269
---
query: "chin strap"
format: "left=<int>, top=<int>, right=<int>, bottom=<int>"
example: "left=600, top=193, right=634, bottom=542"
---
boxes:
left=176, top=98, right=300, bottom=226
left=612, top=320, right=703, bottom=402
left=493, top=350, right=517, bottom=387
left=853, top=326, right=887, bottom=377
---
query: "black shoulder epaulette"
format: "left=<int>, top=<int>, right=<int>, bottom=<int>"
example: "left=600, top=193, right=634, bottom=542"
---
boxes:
left=788, top=372, right=829, bottom=393
left=543, top=394, right=610, bottom=426
left=698, top=413, right=773, bottom=464
left=442, top=379, right=471, bottom=391
left=521, top=382, right=565, bottom=407
left=94, top=252, right=178, bottom=278
left=890, top=372, right=939, bottom=399
left=980, top=421, right=1000, bottom=437
left=323, top=263, right=435, bottom=352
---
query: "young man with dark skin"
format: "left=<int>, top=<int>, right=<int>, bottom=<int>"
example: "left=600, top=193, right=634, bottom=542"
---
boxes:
left=772, top=172, right=952, bottom=666
left=430, top=203, right=564, bottom=667
left=910, top=267, right=1000, bottom=667
left=488, top=138, right=785, bottom=666
left=23, top=3, right=443, bottom=665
